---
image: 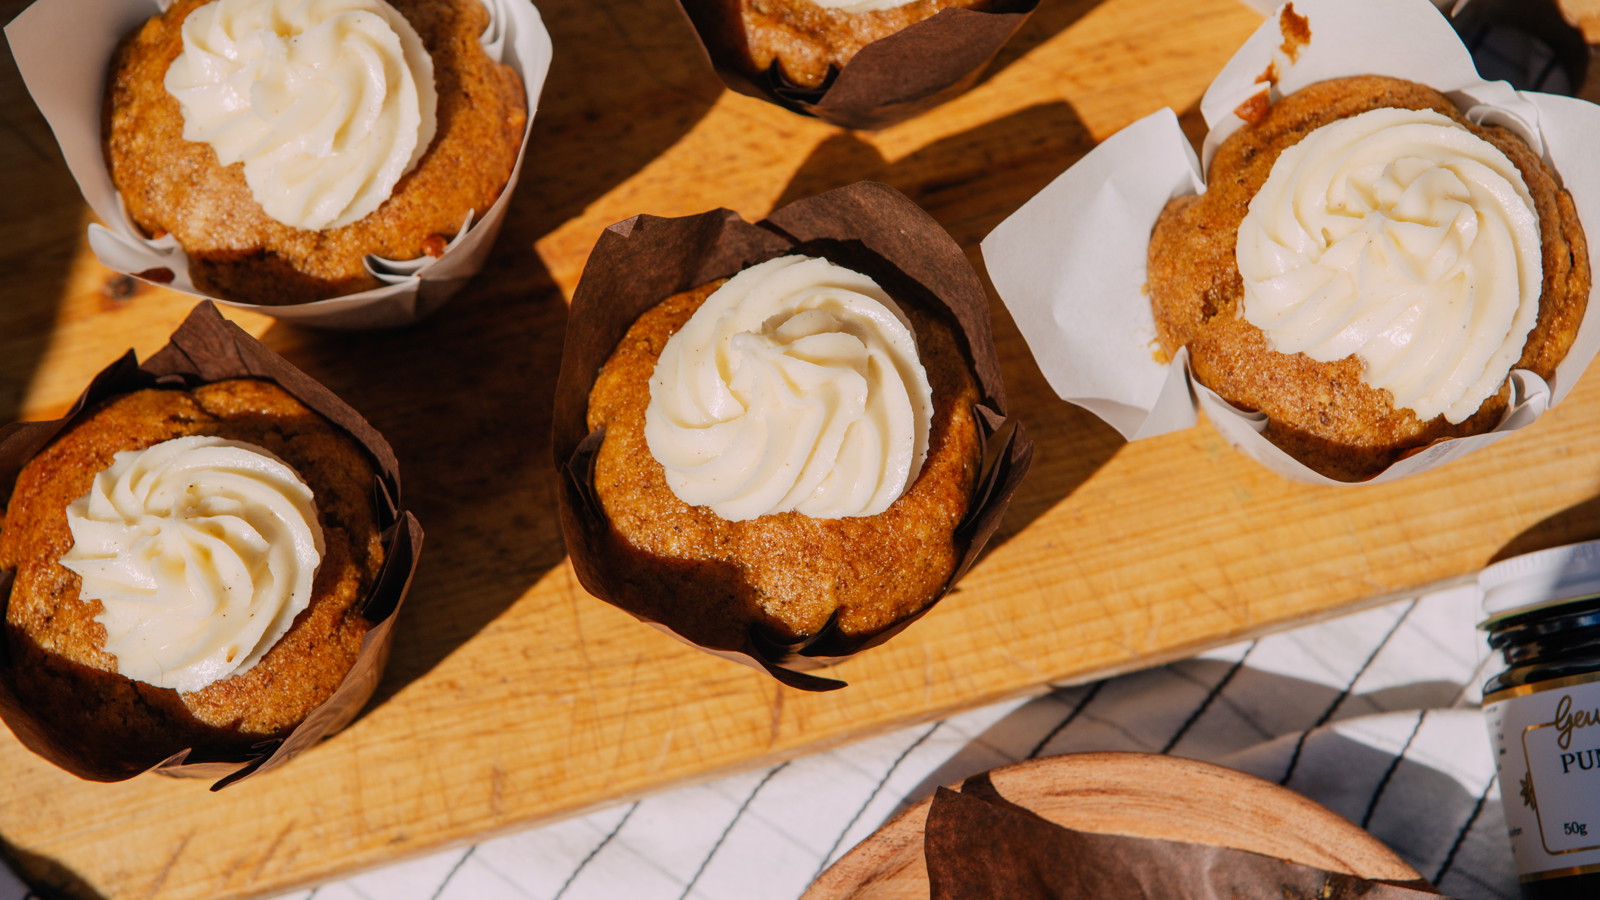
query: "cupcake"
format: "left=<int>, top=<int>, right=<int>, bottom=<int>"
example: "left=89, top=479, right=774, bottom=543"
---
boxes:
left=678, top=0, right=1038, bottom=129
left=703, top=0, right=1021, bottom=90
left=6, top=0, right=552, bottom=327
left=105, top=0, right=525, bottom=306
left=1148, top=75, right=1589, bottom=481
left=555, top=182, right=1030, bottom=689
left=0, top=304, right=421, bottom=785
left=587, top=254, right=982, bottom=649
left=982, top=0, right=1600, bottom=484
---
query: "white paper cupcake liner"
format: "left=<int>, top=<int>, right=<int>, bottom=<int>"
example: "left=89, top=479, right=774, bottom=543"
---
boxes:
left=4, top=0, right=552, bottom=329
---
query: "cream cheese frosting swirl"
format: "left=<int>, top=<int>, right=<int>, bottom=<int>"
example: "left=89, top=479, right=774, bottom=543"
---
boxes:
left=1236, top=107, right=1543, bottom=424
left=645, top=255, right=934, bottom=522
left=163, top=0, right=438, bottom=231
left=59, top=436, right=325, bottom=694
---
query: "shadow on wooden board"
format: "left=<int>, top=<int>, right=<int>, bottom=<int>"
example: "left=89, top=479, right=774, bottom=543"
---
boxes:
left=0, top=0, right=91, bottom=426
left=980, top=0, right=1109, bottom=91
left=776, top=101, right=1099, bottom=248
left=2, top=839, right=108, bottom=900
left=1493, top=493, right=1600, bottom=565
left=501, top=0, right=721, bottom=246
left=259, top=269, right=570, bottom=716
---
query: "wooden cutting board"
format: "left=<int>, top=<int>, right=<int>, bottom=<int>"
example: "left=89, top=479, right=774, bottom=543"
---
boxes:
left=3, top=0, right=1598, bottom=898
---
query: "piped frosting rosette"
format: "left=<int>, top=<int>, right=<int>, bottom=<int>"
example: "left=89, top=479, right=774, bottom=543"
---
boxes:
left=164, top=0, right=438, bottom=232
left=1236, top=106, right=1545, bottom=426
left=4, top=0, right=552, bottom=328
left=60, top=436, right=324, bottom=694
left=982, top=0, right=1600, bottom=484
left=645, top=255, right=934, bottom=522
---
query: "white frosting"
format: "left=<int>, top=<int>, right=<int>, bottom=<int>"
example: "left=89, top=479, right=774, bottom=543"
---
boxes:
left=59, top=436, right=325, bottom=693
left=645, top=255, right=934, bottom=522
left=806, top=0, right=918, bottom=10
left=1236, top=107, right=1544, bottom=424
left=163, top=0, right=438, bottom=230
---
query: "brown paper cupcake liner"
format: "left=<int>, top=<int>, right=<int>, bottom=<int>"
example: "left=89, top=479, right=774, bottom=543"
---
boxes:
left=677, top=1, right=1040, bottom=130
left=554, top=181, right=1032, bottom=690
left=923, top=781, right=1443, bottom=898
left=0, top=303, right=423, bottom=788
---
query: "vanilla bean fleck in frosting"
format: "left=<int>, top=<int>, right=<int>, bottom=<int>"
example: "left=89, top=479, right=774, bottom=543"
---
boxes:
left=163, top=0, right=438, bottom=231
left=1236, top=107, right=1544, bottom=424
left=645, top=255, right=934, bottom=522
left=59, top=436, right=325, bottom=693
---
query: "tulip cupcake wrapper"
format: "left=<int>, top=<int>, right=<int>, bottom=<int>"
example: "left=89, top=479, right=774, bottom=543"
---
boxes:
left=0, top=303, right=424, bottom=788
left=981, top=0, right=1600, bottom=485
left=4, top=0, right=553, bottom=330
left=553, top=181, right=1032, bottom=690
left=676, top=0, right=1039, bottom=131
left=919, top=773, right=1440, bottom=897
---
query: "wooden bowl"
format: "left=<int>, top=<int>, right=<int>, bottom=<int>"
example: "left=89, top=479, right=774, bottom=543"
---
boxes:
left=802, top=752, right=1422, bottom=899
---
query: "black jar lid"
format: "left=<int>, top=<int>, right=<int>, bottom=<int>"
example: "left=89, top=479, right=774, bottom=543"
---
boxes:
left=1479, top=539, right=1600, bottom=630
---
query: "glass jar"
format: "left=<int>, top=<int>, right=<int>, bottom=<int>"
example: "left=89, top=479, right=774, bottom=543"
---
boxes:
left=1482, top=540, right=1600, bottom=899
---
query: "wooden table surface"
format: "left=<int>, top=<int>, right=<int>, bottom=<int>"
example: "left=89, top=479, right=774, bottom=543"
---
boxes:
left=4, top=0, right=1600, bottom=898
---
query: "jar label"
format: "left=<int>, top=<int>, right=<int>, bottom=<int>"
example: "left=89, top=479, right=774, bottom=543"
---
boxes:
left=1486, top=673, right=1600, bottom=881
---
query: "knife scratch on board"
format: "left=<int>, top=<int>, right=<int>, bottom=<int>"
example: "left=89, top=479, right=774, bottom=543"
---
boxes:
left=248, top=822, right=297, bottom=884
left=490, top=765, right=507, bottom=816
left=769, top=684, right=785, bottom=747
left=145, top=831, right=193, bottom=900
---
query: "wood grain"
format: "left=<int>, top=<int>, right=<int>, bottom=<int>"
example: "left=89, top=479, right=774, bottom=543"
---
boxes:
left=3, top=0, right=1599, bottom=898
left=802, top=752, right=1421, bottom=898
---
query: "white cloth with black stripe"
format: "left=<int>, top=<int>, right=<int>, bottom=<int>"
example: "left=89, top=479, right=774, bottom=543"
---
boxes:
left=0, top=582, right=1507, bottom=900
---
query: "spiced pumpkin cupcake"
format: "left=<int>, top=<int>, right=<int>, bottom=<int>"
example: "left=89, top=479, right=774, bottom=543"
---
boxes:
left=703, top=0, right=1024, bottom=89
left=105, top=0, right=526, bottom=305
left=585, top=254, right=983, bottom=650
left=1148, top=75, right=1589, bottom=480
left=1, top=380, right=385, bottom=771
